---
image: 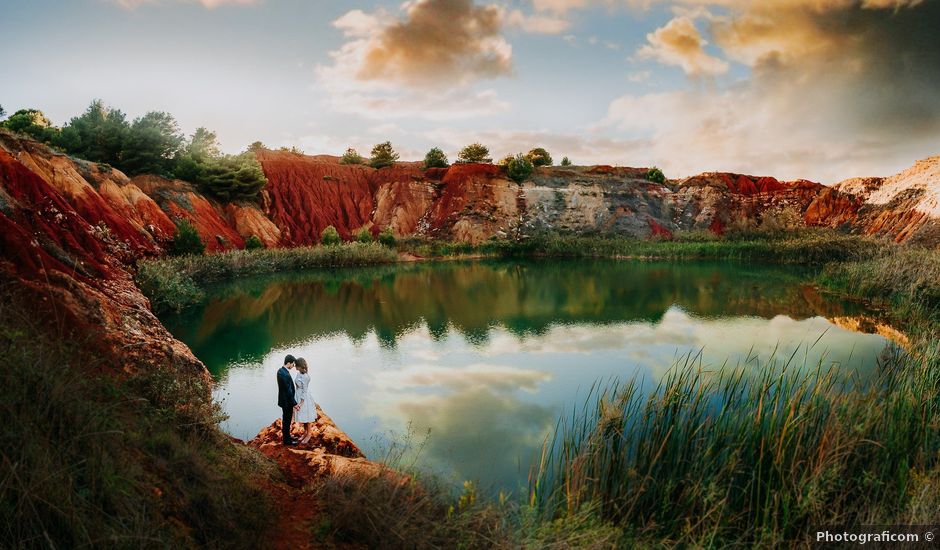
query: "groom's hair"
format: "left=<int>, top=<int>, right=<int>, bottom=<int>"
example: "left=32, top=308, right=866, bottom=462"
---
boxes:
left=284, top=354, right=296, bottom=365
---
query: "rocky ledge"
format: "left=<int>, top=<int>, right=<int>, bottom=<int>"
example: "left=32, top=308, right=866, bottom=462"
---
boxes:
left=247, top=405, right=388, bottom=489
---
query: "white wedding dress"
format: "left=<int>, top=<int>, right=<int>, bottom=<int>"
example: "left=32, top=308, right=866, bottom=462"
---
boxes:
left=294, top=372, right=318, bottom=423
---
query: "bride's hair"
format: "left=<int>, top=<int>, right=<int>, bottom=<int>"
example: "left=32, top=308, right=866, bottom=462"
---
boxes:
left=295, top=357, right=308, bottom=374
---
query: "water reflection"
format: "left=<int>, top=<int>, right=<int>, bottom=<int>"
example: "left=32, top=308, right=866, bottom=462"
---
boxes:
left=160, top=259, right=894, bottom=492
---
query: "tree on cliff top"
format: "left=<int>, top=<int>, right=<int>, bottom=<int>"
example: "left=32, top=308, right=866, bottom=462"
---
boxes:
left=56, top=101, right=129, bottom=167
left=1, top=108, right=58, bottom=143
left=456, top=143, right=492, bottom=164
left=560, top=156, right=572, bottom=166
left=247, top=140, right=267, bottom=152
left=647, top=167, right=666, bottom=184
left=175, top=128, right=268, bottom=202
left=120, top=111, right=184, bottom=176
left=369, top=142, right=399, bottom=169
left=507, top=153, right=534, bottom=183
left=526, top=147, right=553, bottom=167
left=424, top=147, right=449, bottom=169
left=340, top=148, right=365, bottom=165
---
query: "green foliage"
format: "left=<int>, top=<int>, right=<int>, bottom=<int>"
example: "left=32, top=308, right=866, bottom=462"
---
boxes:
left=245, top=235, right=265, bottom=250
left=340, top=147, right=365, bottom=165
left=56, top=100, right=130, bottom=168
left=560, top=156, right=572, bottom=167
left=378, top=228, right=397, bottom=248
left=321, top=225, right=342, bottom=246
left=169, top=218, right=205, bottom=256
left=506, top=153, right=534, bottom=183
left=369, top=141, right=399, bottom=169
left=424, top=147, right=449, bottom=169
left=247, top=140, right=266, bottom=152
left=526, top=147, right=553, bottom=167
left=456, top=143, right=492, bottom=164
left=136, top=243, right=398, bottom=312
left=646, top=166, right=666, bottom=184
left=0, top=284, right=274, bottom=548
left=356, top=228, right=374, bottom=243
left=497, top=154, right=514, bottom=167
left=0, top=105, right=5, bottom=118
left=1, top=108, right=58, bottom=142
left=120, top=111, right=184, bottom=176
left=196, top=152, right=268, bottom=202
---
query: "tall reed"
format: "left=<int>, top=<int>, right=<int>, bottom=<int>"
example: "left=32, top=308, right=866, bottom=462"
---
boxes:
left=529, top=347, right=940, bottom=546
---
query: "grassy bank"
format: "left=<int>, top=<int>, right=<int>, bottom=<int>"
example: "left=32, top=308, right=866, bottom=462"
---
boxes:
left=137, top=242, right=398, bottom=312
left=0, top=281, right=279, bottom=548
left=401, top=230, right=888, bottom=264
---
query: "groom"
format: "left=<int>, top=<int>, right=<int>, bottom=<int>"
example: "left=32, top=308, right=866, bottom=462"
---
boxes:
left=276, top=354, right=299, bottom=445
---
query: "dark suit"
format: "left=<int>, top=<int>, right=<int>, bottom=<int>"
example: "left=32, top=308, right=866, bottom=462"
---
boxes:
left=277, top=366, right=297, bottom=444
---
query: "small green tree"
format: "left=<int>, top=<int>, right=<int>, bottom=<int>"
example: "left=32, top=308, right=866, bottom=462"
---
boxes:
left=647, top=167, right=666, bottom=184
left=340, top=148, right=365, bottom=165
left=245, top=235, right=264, bottom=250
left=526, top=147, right=553, bottom=167
left=497, top=154, right=514, bottom=167
left=356, top=228, right=373, bottom=243
left=378, top=228, right=396, bottom=248
left=369, top=141, right=399, bottom=169
left=560, top=156, right=572, bottom=167
left=121, top=111, right=184, bottom=176
left=424, top=147, right=449, bottom=168
left=2, top=108, right=58, bottom=143
left=507, top=153, right=534, bottom=183
left=247, top=141, right=267, bottom=152
left=456, top=143, right=492, bottom=164
left=320, top=225, right=341, bottom=246
left=169, top=218, right=205, bottom=256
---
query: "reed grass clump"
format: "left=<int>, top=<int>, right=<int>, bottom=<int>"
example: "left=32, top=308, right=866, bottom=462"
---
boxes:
left=529, top=348, right=940, bottom=546
left=137, top=242, right=398, bottom=312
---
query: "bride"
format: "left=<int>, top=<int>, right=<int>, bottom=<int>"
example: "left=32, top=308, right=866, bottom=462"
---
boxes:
left=293, top=358, right=318, bottom=446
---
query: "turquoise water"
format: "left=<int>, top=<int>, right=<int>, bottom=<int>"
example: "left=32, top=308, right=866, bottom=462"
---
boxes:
left=160, top=259, right=894, bottom=493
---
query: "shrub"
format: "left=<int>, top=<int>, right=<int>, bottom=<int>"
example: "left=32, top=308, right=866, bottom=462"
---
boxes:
left=370, top=141, right=399, bottom=169
left=340, top=148, right=365, bottom=165
left=356, top=228, right=373, bottom=243
left=245, top=235, right=265, bottom=250
left=507, top=153, right=534, bottom=183
left=560, top=156, right=572, bottom=167
left=195, top=152, right=268, bottom=202
left=497, top=154, right=514, bottom=167
left=526, top=147, right=553, bottom=167
left=378, top=228, right=397, bottom=248
left=456, top=143, right=492, bottom=164
left=321, top=225, right=342, bottom=246
left=647, top=166, right=666, bottom=184
left=424, top=147, right=449, bottom=168
left=169, top=218, right=205, bottom=256
left=1, top=108, right=58, bottom=143
left=759, top=206, right=804, bottom=235
left=247, top=140, right=266, bottom=152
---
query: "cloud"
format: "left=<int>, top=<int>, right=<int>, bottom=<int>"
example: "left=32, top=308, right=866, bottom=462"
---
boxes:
left=502, top=8, right=572, bottom=34
left=636, top=16, right=729, bottom=76
left=331, top=0, right=513, bottom=89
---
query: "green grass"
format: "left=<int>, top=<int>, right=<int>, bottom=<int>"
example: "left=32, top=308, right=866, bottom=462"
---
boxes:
left=137, top=242, right=399, bottom=312
left=400, top=230, right=888, bottom=265
left=529, top=347, right=940, bottom=547
left=0, top=281, right=279, bottom=548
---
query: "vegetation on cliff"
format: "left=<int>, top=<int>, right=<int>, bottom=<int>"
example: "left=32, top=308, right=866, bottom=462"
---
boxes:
left=457, top=142, right=492, bottom=164
left=0, top=281, right=276, bottom=548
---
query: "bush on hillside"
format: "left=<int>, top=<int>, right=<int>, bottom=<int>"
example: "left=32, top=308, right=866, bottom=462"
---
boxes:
left=321, top=225, right=341, bottom=246
left=340, top=148, right=365, bottom=165
left=424, top=147, right=449, bottom=168
left=1, top=108, right=58, bottom=143
left=245, top=235, right=265, bottom=250
left=560, top=156, right=572, bottom=166
left=647, top=167, right=666, bottom=184
left=356, top=228, right=374, bottom=243
left=456, top=143, right=492, bottom=164
left=526, top=147, right=553, bottom=167
left=370, top=141, right=399, bottom=169
left=507, top=153, right=534, bottom=183
left=378, top=228, right=397, bottom=248
left=169, top=218, right=205, bottom=256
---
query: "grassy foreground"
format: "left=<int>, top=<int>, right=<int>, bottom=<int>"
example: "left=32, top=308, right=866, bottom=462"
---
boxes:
left=0, top=280, right=278, bottom=548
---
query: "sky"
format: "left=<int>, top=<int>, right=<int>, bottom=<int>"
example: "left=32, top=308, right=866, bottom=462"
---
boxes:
left=1, top=0, right=938, bottom=183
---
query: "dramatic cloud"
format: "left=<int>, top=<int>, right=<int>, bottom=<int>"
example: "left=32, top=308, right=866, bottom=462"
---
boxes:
left=332, top=0, right=514, bottom=89
left=636, top=16, right=729, bottom=76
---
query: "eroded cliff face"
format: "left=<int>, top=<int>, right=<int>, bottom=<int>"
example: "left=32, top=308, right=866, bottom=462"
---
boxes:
left=0, top=135, right=202, bottom=375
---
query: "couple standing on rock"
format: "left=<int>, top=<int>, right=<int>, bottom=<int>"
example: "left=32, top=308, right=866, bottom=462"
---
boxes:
left=276, top=354, right=318, bottom=446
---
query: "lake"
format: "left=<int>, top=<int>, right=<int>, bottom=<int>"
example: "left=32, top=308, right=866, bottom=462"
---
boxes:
left=160, top=259, right=895, bottom=494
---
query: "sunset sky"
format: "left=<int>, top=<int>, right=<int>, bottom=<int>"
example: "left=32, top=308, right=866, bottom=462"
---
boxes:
left=1, top=0, right=938, bottom=182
